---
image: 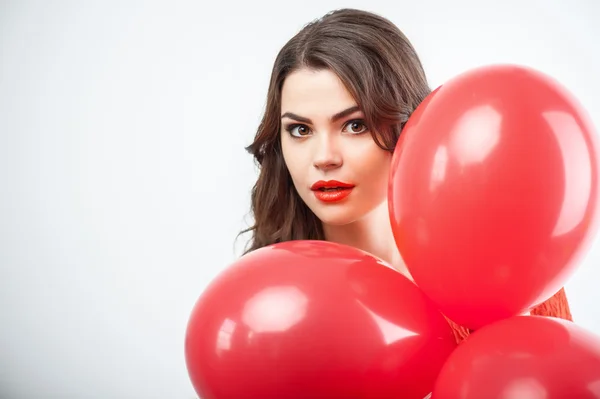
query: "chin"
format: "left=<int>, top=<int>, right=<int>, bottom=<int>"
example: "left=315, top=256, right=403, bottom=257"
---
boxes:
left=312, top=206, right=365, bottom=227
left=318, top=216, right=354, bottom=227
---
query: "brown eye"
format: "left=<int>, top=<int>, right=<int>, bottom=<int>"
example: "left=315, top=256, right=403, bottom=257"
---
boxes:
left=288, top=124, right=311, bottom=137
left=344, top=120, right=368, bottom=134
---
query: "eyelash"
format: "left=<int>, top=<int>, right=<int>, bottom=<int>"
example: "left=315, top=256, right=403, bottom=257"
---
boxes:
left=285, top=119, right=369, bottom=138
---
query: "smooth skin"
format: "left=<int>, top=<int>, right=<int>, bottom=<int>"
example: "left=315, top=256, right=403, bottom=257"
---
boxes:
left=280, top=68, right=410, bottom=278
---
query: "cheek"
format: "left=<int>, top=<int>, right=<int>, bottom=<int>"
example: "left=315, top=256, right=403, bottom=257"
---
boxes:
left=281, top=138, right=305, bottom=185
left=354, top=146, right=392, bottom=185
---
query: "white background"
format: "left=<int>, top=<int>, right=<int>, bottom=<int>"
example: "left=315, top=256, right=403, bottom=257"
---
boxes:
left=1, top=1, right=599, bottom=398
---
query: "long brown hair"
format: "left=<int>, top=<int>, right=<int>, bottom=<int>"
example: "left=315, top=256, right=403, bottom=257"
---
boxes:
left=239, top=8, right=431, bottom=254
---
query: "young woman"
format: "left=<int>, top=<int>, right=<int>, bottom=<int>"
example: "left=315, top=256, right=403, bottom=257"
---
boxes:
left=240, top=8, right=571, bottom=342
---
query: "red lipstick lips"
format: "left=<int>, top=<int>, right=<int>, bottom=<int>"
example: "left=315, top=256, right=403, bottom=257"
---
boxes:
left=310, top=180, right=355, bottom=203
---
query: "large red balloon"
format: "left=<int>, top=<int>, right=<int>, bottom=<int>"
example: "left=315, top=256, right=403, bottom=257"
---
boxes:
left=185, top=240, right=457, bottom=399
left=432, top=316, right=600, bottom=398
left=389, top=64, right=600, bottom=329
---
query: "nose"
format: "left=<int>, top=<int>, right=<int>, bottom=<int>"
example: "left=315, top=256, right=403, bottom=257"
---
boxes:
left=312, top=134, right=342, bottom=171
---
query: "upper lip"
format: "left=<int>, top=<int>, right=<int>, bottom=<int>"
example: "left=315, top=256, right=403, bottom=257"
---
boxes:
left=310, top=180, right=355, bottom=190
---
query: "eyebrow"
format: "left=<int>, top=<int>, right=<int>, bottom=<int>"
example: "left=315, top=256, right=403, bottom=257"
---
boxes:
left=281, top=105, right=361, bottom=124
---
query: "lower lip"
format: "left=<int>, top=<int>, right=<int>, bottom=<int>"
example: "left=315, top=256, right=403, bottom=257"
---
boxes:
left=312, top=187, right=354, bottom=203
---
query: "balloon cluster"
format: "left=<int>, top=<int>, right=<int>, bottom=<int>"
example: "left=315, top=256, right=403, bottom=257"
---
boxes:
left=185, top=65, right=600, bottom=399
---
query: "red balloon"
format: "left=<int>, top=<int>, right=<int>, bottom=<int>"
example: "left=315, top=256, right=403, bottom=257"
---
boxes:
left=185, top=240, right=457, bottom=399
left=389, top=64, right=600, bottom=329
left=432, top=316, right=600, bottom=398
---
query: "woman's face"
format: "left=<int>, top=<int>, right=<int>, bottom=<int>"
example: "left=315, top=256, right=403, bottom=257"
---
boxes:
left=280, top=68, right=392, bottom=226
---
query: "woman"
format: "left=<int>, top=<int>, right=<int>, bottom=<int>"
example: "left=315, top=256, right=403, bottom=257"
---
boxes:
left=240, top=8, right=571, bottom=342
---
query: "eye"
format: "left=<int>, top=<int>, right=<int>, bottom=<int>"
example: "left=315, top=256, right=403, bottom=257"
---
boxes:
left=343, top=119, right=368, bottom=135
left=286, top=124, right=311, bottom=138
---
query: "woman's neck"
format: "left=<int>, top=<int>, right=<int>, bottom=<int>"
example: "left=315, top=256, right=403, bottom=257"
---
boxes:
left=322, top=200, right=412, bottom=280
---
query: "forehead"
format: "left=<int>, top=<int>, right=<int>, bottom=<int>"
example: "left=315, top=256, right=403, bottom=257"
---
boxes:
left=280, top=68, right=357, bottom=117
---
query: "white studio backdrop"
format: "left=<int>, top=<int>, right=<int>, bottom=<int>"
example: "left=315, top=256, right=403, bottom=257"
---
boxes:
left=0, top=1, right=598, bottom=398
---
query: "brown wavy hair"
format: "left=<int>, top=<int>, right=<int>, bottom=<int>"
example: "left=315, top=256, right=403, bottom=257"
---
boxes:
left=238, top=8, right=573, bottom=338
left=239, top=8, right=431, bottom=254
